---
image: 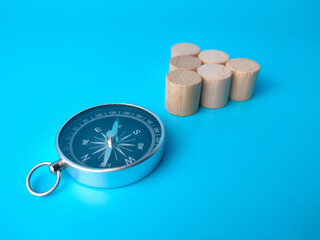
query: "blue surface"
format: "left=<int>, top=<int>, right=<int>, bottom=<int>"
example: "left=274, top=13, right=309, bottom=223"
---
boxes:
left=1, top=0, right=319, bottom=239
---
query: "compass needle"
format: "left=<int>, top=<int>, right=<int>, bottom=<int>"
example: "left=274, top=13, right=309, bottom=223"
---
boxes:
left=114, top=150, right=118, bottom=161
left=111, top=117, right=119, bottom=136
left=101, top=147, right=112, bottom=167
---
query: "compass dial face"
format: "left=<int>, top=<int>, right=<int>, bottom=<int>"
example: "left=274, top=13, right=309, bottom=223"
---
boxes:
left=57, top=104, right=164, bottom=169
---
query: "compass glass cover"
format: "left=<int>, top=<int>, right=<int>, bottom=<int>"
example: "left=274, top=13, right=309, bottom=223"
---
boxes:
left=58, top=104, right=163, bottom=169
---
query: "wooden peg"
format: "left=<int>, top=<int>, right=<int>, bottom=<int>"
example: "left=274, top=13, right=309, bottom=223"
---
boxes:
left=198, top=50, right=230, bottom=65
left=197, top=64, right=232, bottom=109
left=226, top=58, right=260, bottom=101
left=169, top=56, right=202, bottom=72
left=171, top=43, right=200, bottom=58
left=165, top=70, right=202, bottom=116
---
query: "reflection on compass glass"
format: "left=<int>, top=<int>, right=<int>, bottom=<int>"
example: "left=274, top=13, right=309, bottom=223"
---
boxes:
left=58, top=104, right=163, bottom=169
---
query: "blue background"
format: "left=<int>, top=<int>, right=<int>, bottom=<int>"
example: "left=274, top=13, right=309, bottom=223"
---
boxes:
left=0, top=0, right=319, bottom=239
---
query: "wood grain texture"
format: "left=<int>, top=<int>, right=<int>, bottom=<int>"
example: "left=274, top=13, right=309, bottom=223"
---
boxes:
left=171, top=43, right=200, bottom=58
left=226, top=58, right=260, bottom=101
left=197, top=64, right=232, bottom=109
left=198, top=50, right=230, bottom=65
left=169, top=56, right=202, bottom=72
left=165, top=70, right=202, bottom=116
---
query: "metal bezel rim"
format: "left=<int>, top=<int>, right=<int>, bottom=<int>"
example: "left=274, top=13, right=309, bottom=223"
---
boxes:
left=55, top=103, right=165, bottom=173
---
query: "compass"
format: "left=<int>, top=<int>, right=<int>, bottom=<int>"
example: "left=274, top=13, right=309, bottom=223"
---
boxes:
left=26, top=103, right=165, bottom=196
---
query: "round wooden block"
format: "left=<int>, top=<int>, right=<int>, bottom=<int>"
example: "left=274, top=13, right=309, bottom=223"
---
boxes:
left=226, top=58, right=260, bottom=101
left=171, top=43, right=200, bottom=58
left=165, top=70, right=202, bottom=116
left=198, top=50, right=230, bottom=65
left=197, top=64, right=232, bottom=109
left=169, top=56, right=202, bottom=72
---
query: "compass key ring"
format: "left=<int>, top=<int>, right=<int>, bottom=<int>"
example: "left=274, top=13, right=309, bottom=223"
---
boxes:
left=26, top=161, right=62, bottom=197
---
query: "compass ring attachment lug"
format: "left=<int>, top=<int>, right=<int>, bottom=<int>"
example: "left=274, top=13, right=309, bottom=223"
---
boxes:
left=26, top=161, right=62, bottom=197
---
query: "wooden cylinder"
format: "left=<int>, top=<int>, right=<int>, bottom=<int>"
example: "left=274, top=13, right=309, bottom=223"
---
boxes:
left=198, top=49, right=230, bottom=65
left=171, top=43, right=200, bottom=58
left=165, top=70, right=202, bottom=116
left=169, top=56, right=202, bottom=72
left=197, top=64, right=232, bottom=109
left=226, top=58, right=260, bottom=101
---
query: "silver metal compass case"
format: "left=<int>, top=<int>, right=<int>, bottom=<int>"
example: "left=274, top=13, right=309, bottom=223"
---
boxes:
left=54, top=103, right=165, bottom=188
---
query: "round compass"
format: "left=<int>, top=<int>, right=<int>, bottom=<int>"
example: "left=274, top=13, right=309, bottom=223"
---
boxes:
left=26, top=104, right=165, bottom=196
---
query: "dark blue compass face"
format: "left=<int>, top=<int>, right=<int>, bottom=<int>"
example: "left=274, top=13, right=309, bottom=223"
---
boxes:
left=58, top=104, right=163, bottom=169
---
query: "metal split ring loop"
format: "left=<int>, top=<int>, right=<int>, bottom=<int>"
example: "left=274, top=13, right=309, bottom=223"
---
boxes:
left=26, top=162, right=61, bottom=197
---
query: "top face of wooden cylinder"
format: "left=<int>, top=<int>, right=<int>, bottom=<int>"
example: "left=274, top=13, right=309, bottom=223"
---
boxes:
left=198, top=50, right=230, bottom=65
left=171, top=43, right=200, bottom=58
left=166, top=70, right=202, bottom=86
left=169, top=56, right=202, bottom=71
left=226, top=58, right=260, bottom=73
left=197, top=64, right=232, bottom=80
